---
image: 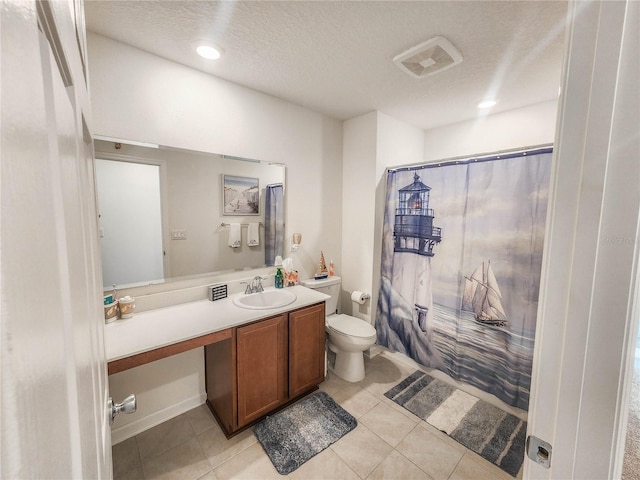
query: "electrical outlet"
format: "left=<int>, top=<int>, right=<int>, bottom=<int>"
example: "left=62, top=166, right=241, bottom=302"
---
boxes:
left=171, top=230, right=187, bottom=240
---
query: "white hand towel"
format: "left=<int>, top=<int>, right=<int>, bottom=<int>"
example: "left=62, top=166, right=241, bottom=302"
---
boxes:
left=247, top=222, right=260, bottom=246
left=228, top=223, right=241, bottom=248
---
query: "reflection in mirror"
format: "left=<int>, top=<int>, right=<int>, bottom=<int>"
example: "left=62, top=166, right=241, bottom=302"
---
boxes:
left=94, top=139, right=285, bottom=289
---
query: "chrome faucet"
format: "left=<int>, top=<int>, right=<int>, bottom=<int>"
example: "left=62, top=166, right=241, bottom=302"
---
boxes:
left=241, top=276, right=266, bottom=294
left=251, top=275, right=265, bottom=293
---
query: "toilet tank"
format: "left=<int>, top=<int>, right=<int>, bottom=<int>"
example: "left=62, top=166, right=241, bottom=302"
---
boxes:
left=300, top=276, right=341, bottom=315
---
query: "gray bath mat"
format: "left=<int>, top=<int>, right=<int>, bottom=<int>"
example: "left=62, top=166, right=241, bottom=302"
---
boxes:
left=253, top=391, right=357, bottom=475
left=385, top=370, right=527, bottom=477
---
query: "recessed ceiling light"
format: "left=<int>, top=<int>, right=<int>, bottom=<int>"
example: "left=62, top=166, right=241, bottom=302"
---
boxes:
left=196, top=45, right=222, bottom=60
left=477, top=100, right=497, bottom=109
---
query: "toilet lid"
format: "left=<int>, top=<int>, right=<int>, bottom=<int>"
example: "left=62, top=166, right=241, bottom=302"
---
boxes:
left=327, top=314, right=376, bottom=338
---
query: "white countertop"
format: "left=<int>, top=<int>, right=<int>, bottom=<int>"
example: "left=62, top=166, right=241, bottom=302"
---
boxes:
left=105, top=285, right=329, bottom=362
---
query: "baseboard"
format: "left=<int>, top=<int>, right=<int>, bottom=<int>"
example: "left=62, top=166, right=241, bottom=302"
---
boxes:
left=110, top=392, right=206, bottom=445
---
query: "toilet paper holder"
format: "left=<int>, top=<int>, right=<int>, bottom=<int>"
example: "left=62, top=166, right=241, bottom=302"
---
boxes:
left=351, top=291, right=370, bottom=305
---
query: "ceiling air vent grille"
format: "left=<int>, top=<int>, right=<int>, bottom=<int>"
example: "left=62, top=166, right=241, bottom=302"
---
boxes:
left=394, top=36, right=463, bottom=79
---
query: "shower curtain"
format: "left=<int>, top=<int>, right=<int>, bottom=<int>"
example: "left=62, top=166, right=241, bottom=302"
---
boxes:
left=264, top=183, right=284, bottom=265
left=376, top=148, right=552, bottom=410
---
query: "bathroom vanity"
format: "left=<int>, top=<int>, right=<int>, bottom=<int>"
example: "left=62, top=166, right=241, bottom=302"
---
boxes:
left=205, top=302, right=325, bottom=436
left=104, top=285, right=328, bottom=437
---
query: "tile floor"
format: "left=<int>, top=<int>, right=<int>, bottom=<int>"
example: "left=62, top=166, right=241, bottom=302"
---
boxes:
left=112, top=352, right=523, bottom=480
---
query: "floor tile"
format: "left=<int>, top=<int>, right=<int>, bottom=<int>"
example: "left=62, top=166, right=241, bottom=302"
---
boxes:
left=318, top=370, right=352, bottom=397
left=197, top=471, right=219, bottom=480
left=380, top=395, right=424, bottom=423
left=330, top=423, right=393, bottom=479
left=288, top=447, right=360, bottom=480
left=332, top=383, right=380, bottom=419
left=142, top=437, right=212, bottom=480
left=366, top=450, right=434, bottom=480
left=197, top=422, right=256, bottom=468
left=186, top=404, right=217, bottom=435
left=213, top=442, right=282, bottom=480
left=117, top=350, right=527, bottom=480
left=115, top=465, right=145, bottom=480
left=359, top=401, right=418, bottom=447
left=448, top=452, right=515, bottom=480
left=358, top=355, right=417, bottom=397
left=395, top=423, right=465, bottom=480
left=112, top=436, right=142, bottom=478
left=136, top=414, right=196, bottom=461
left=458, top=449, right=522, bottom=480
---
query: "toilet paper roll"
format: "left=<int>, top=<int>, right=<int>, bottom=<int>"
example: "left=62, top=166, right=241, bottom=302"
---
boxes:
left=351, top=290, right=369, bottom=305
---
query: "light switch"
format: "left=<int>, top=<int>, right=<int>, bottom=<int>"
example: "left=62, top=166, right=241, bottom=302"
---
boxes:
left=171, top=230, right=187, bottom=240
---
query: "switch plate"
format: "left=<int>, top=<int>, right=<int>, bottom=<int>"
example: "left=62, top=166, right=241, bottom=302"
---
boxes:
left=527, top=435, right=552, bottom=468
left=171, top=230, right=187, bottom=240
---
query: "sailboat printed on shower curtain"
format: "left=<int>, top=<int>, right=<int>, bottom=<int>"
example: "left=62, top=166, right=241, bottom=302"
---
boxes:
left=461, top=260, right=508, bottom=327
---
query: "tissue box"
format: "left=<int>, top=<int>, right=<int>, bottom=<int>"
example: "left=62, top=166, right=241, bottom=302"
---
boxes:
left=286, top=270, right=298, bottom=287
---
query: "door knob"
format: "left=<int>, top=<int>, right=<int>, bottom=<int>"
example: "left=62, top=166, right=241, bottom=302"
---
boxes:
left=108, top=394, right=136, bottom=425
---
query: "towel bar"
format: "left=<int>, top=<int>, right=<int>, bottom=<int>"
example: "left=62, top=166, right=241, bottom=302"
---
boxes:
left=220, top=222, right=264, bottom=227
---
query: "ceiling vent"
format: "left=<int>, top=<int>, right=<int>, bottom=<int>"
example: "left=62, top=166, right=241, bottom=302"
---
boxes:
left=393, top=36, right=463, bottom=79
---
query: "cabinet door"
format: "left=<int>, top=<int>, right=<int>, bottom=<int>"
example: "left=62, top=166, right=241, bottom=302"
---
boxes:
left=289, top=303, right=326, bottom=398
left=236, top=314, right=288, bottom=427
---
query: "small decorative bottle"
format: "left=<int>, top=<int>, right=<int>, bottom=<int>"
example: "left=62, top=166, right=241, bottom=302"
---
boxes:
left=275, top=267, right=284, bottom=288
left=329, top=260, right=334, bottom=277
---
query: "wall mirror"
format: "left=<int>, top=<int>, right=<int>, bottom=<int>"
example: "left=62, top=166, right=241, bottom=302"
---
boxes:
left=94, top=138, right=285, bottom=290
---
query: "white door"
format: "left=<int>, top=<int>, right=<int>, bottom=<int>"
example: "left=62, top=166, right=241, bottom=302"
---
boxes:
left=1, top=1, right=111, bottom=478
left=526, top=1, right=639, bottom=478
left=96, top=159, right=164, bottom=287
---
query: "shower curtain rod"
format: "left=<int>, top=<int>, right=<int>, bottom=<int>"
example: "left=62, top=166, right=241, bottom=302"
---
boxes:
left=387, top=142, right=553, bottom=173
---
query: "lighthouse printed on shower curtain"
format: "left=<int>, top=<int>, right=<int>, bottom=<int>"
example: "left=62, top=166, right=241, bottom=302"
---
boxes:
left=376, top=150, right=553, bottom=410
left=391, top=173, right=442, bottom=341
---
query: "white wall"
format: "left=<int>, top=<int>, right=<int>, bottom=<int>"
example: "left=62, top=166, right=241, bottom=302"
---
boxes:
left=87, top=33, right=343, bottom=441
left=423, top=100, right=558, bottom=162
left=341, top=112, right=378, bottom=316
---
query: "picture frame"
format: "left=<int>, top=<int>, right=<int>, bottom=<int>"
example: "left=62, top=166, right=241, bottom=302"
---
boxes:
left=222, top=175, right=260, bottom=215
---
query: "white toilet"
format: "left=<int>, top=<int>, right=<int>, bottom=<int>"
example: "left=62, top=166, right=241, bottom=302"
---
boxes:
left=301, top=276, right=377, bottom=382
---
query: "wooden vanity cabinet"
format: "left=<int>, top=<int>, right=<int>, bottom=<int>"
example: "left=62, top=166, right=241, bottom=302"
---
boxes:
left=205, top=302, right=325, bottom=437
left=289, top=303, right=326, bottom=398
left=236, top=314, right=288, bottom=427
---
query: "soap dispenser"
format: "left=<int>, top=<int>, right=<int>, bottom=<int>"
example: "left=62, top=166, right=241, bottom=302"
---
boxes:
left=275, top=267, right=284, bottom=288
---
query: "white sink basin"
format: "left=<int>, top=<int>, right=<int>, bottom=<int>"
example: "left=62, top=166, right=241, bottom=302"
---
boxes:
left=232, top=289, right=297, bottom=310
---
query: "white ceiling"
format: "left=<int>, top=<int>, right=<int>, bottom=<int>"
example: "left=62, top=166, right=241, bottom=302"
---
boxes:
left=84, top=0, right=568, bottom=131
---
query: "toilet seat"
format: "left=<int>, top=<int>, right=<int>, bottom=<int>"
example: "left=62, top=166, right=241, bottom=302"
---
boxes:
left=327, top=314, right=376, bottom=339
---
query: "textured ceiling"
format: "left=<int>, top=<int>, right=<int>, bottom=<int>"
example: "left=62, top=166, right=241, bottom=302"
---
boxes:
left=84, top=0, right=568, bottom=130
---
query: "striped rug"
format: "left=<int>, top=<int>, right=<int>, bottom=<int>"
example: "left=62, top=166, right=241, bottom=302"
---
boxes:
left=385, top=370, right=527, bottom=477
